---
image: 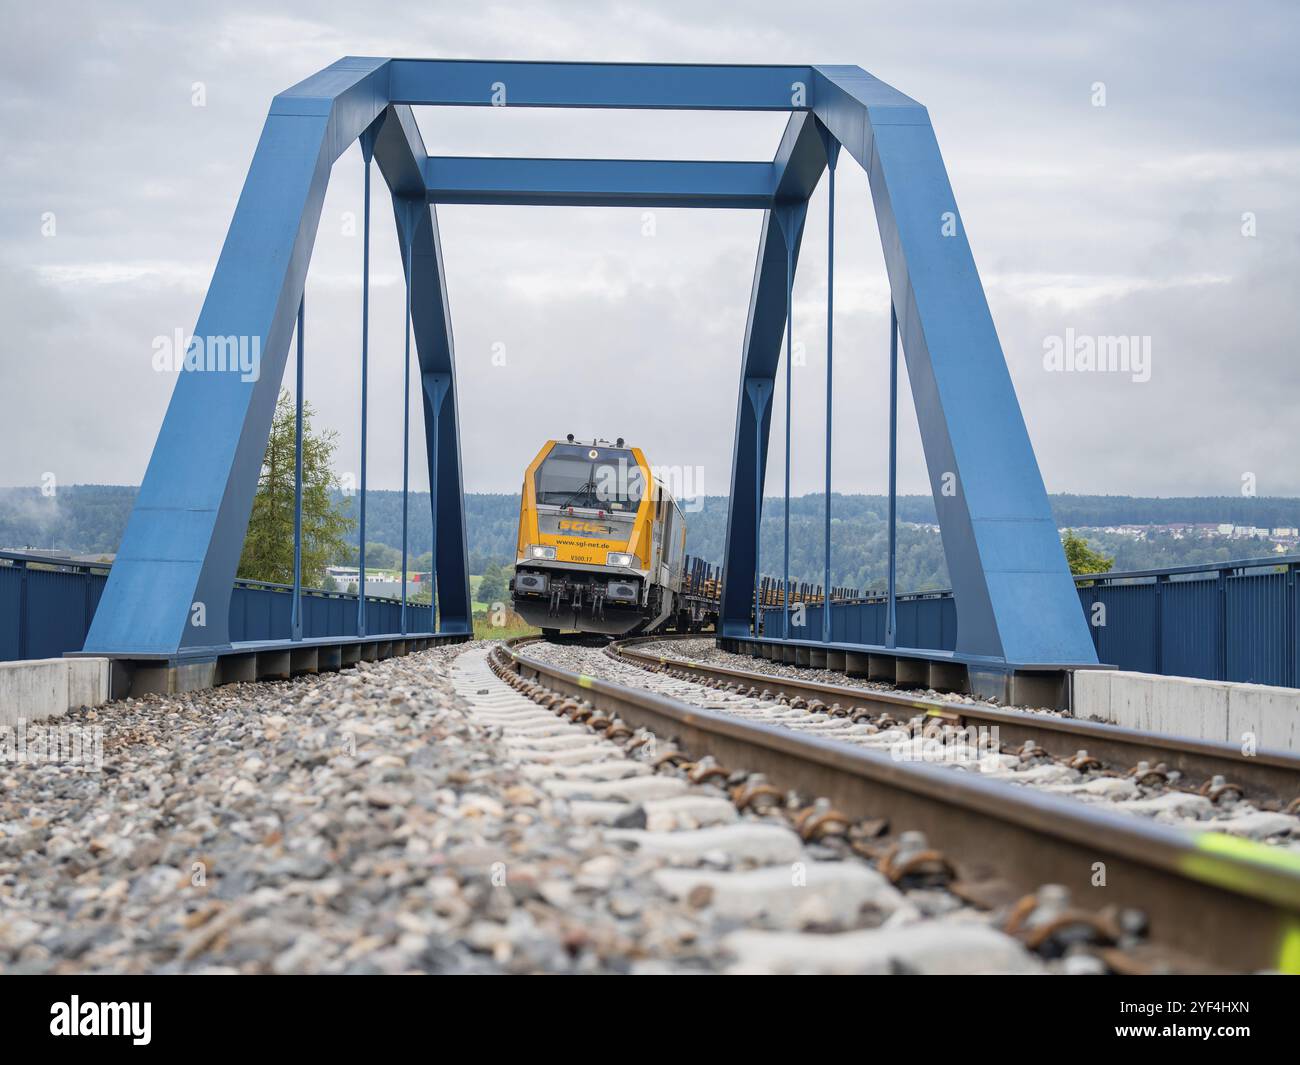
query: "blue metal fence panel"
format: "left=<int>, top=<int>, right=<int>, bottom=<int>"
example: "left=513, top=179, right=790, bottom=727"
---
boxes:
left=1159, top=578, right=1220, bottom=680
left=2, top=555, right=432, bottom=661
left=753, top=556, right=1300, bottom=687
left=1226, top=571, right=1288, bottom=685
left=762, top=595, right=955, bottom=651
left=1294, top=573, right=1300, bottom=688
left=851, top=601, right=885, bottom=645
left=228, top=584, right=431, bottom=643
left=24, top=568, right=99, bottom=662
left=0, top=564, right=109, bottom=661
left=0, top=567, right=22, bottom=660
left=1087, top=582, right=1160, bottom=674
left=9, top=549, right=1300, bottom=689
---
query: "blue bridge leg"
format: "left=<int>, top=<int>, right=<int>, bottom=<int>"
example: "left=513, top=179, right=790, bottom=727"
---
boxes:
left=84, top=61, right=472, bottom=658
left=721, top=113, right=825, bottom=637
left=810, top=66, right=1095, bottom=665
left=393, top=197, right=472, bottom=634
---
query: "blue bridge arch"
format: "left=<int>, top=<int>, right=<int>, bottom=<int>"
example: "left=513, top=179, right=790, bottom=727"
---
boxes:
left=83, top=57, right=1096, bottom=685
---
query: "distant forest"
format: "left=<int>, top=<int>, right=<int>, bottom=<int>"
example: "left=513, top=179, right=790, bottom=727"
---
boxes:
left=2, top=485, right=1296, bottom=593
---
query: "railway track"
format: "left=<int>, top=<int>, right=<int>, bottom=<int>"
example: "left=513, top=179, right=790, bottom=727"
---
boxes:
left=496, top=635, right=1300, bottom=973
left=619, top=634, right=1300, bottom=810
left=463, top=645, right=1047, bottom=974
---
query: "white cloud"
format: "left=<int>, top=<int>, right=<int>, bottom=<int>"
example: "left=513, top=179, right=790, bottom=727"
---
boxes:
left=36, top=261, right=210, bottom=291
left=2, top=0, right=1299, bottom=500
left=985, top=271, right=1234, bottom=312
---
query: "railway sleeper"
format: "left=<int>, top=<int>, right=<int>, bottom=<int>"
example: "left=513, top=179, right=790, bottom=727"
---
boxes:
left=490, top=642, right=1202, bottom=974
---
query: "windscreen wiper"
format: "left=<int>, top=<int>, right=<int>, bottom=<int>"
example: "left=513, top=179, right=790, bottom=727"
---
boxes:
left=555, top=479, right=597, bottom=509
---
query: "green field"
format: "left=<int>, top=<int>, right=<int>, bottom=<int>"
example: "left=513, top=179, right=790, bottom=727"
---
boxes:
left=469, top=572, right=540, bottom=640
left=472, top=616, right=540, bottom=640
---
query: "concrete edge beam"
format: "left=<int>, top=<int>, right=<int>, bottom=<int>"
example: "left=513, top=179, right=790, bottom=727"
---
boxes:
left=1073, top=668, right=1300, bottom=752
left=45, top=633, right=470, bottom=700
left=1, top=658, right=112, bottom=726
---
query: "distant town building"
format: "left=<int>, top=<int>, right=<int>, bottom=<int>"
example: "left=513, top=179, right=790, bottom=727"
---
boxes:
left=326, top=565, right=427, bottom=599
left=1065, top=522, right=1298, bottom=549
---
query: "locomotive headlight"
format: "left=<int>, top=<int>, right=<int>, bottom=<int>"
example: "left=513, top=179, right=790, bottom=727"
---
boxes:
left=606, top=551, right=634, bottom=568
left=528, top=544, right=557, bottom=560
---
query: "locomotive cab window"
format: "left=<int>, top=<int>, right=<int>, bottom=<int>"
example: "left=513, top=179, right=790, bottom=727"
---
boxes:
left=535, top=445, right=645, bottom=510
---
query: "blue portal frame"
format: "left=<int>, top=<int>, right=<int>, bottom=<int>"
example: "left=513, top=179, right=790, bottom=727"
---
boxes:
left=84, top=58, right=1097, bottom=673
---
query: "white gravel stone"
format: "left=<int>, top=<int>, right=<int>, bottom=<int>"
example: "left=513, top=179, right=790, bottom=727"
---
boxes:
left=653, top=861, right=918, bottom=929
left=642, top=795, right=739, bottom=831
left=723, top=922, right=1043, bottom=975
left=605, top=823, right=805, bottom=865
left=1119, top=791, right=1215, bottom=821
left=542, top=775, right=692, bottom=801
left=1210, top=810, right=1297, bottom=840
left=521, top=760, right=651, bottom=782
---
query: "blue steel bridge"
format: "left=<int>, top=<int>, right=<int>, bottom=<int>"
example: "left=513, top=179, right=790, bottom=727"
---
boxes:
left=8, top=548, right=1300, bottom=703
left=7, top=56, right=1285, bottom=706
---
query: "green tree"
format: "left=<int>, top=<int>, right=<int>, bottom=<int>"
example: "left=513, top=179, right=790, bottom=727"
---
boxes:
left=1061, top=529, right=1114, bottom=575
left=477, top=562, right=509, bottom=605
left=238, top=389, right=354, bottom=586
left=362, top=541, right=402, bottom=570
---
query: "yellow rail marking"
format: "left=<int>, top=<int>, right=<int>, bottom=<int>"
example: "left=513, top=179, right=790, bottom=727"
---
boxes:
left=1179, top=832, right=1300, bottom=973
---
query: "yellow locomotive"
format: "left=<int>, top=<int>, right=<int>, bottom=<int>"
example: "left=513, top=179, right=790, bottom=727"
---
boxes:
left=511, top=437, right=687, bottom=636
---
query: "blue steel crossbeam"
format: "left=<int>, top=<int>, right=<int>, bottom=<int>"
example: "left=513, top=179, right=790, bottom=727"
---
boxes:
left=423, top=157, right=779, bottom=208
left=386, top=60, right=816, bottom=110
left=83, top=56, right=1096, bottom=689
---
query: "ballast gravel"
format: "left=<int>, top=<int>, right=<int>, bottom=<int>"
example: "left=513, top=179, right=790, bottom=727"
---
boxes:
left=0, top=640, right=1047, bottom=975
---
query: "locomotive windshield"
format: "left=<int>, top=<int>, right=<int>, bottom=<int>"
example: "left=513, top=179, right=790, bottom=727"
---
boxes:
left=535, top=445, right=645, bottom=509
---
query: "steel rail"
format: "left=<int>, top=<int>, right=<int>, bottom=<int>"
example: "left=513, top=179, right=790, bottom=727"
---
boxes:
left=608, top=634, right=1300, bottom=807
left=496, top=635, right=1300, bottom=974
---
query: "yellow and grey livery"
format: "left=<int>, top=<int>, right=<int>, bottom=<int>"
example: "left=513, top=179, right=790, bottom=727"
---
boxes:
left=511, top=437, right=687, bottom=636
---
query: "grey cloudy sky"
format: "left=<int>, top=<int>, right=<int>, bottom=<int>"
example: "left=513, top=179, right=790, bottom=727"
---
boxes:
left=3, top=0, right=1298, bottom=499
